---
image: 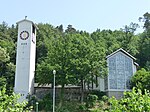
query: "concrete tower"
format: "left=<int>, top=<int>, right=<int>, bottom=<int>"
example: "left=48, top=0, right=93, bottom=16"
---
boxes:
left=14, top=18, right=38, bottom=101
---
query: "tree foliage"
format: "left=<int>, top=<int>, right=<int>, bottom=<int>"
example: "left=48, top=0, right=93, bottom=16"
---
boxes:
left=108, top=87, right=150, bottom=112
left=0, top=22, right=16, bottom=94
left=131, top=68, right=150, bottom=91
left=36, top=26, right=107, bottom=105
left=138, top=12, right=150, bottom=68
left=0, top=86, right=28, bottom=112
left=0, top=12, right=150, bottom=111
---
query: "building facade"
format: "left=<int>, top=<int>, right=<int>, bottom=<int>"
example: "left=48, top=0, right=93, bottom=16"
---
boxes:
left=92, top=48, right=138, bottom=99
left=105, top=48, right=138, bottom=98
left=14, top=18, right=38, bottom=102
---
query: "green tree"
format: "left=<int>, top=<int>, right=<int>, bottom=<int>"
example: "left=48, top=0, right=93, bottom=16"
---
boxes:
left=36, top=31, right=76, bottom=109
left=137, top=12, right=150, bottom=68
left=131, top=68, right=150, bottom=91
left=0, top=47, right=15, bottom=94
left=120, top=22, right=140, bottom=56
left=91, top=29, right=121, bottom=55
left=0, top=22, right=16, bottom=93
left=137, top=32, right=150, bottom=68
left=36, top=23, right=57, bottom=64
left=36, top=25, right=107, bottom=109
left=65, top=24, right=76, bottom=33
left=139, top=12, right=150, bottom=35
left=0, top=22, right=16, bottom=63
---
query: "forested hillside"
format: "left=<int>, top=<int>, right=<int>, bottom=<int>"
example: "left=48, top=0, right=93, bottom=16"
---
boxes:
left=0, top=12, right=150, bottom=109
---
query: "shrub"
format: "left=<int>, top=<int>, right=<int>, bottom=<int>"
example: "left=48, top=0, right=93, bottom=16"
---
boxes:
left=108, top=87, right=150, bottom=112
left=102, top=95, right=108, bottom=102
left=0, top=86, right=29, bottom=112
left=58, top=101, right=81, bottom=112
left=78, top=103, right=87, bottom=111
left=86, top=94, right=98, bottom=108
left=99, top=100, right=104, bottom=107
left=26, top=94, right=38, bottom=111
left=131, top=68, right=150, bottom=92
left=38, top=93, right=53, bottom=111
left=89, top=90, right=106, bottom=100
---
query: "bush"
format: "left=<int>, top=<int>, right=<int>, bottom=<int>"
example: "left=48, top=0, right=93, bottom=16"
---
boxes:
left=86, top=94, right=98, bottom=108
left=88, top=90, right=106, bottom=100
left=26, top=94, right=38, bottom=111
left=131, top=68, right=150, bottom=92
left=108, top=87, right=150, bottom=112
left=78, top=103, right=87, bottom=111
left=101, top=95, right=108, bottom=102
left=38, top=93, right=53, bottom=111
left=38, top=93, right=83, bottom=112
left=0, top=86, right=29, bottom=112
left=57, top=101, right=81, bottom=112
left=99, top=100, right=104, bottom=107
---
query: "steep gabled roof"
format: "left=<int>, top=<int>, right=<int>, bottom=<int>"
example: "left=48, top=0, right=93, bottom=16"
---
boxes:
left=16, top=18, right=38, bottom=30
left=106, top=48, right=136, bottom=60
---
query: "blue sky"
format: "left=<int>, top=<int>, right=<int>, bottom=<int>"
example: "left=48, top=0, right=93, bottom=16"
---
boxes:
left=0, top=0, right=150, bottom=33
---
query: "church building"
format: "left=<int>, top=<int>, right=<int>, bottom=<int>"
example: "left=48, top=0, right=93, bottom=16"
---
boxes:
left=86, top=48, right=138, bottom=99
left=105, top=48, right=138, bottom=98
left=14, top=18, right=138, bottom=101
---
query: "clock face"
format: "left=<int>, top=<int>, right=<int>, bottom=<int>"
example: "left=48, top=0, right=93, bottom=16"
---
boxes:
left=20, top=31, right=29, bottom=40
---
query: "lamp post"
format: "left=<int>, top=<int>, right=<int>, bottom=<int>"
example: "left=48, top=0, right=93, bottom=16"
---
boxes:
left=36, top=102, right=39, bottom=112
left=52, top=70, right=56, bottom=112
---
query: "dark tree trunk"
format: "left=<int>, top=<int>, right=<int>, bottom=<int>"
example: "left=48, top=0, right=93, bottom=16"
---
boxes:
left=80, top=78, right=84, bottom=103
left=92, top=75, right=94, bottom=90
left=57, top=84, right=65, bottom=111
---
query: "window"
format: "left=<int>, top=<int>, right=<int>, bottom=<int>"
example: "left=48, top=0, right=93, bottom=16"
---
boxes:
left=108, top=52, right=133, bottom=90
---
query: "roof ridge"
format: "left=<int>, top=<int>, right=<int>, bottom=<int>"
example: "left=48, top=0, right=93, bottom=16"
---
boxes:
left=106, top=48, right=136, bottom=60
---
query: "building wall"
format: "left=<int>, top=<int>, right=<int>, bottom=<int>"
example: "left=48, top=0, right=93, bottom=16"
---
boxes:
left=90, top=77, right=105, bottom=91
left=15, top=21, right=32, bottom=93
left=35, top=87, right=81, bottom=101
left=14, top=20, right=36, bottom=102
left=107, top=91, right=124, bottom=99
left=86, top=50, right=137, bottom=99
left=104, top=51, right=136, bottom=98
left=107, top=51, right=134, bottom=91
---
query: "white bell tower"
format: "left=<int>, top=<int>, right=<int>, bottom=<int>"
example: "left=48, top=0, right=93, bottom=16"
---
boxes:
left=14, top=17, right=38, bottom=101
